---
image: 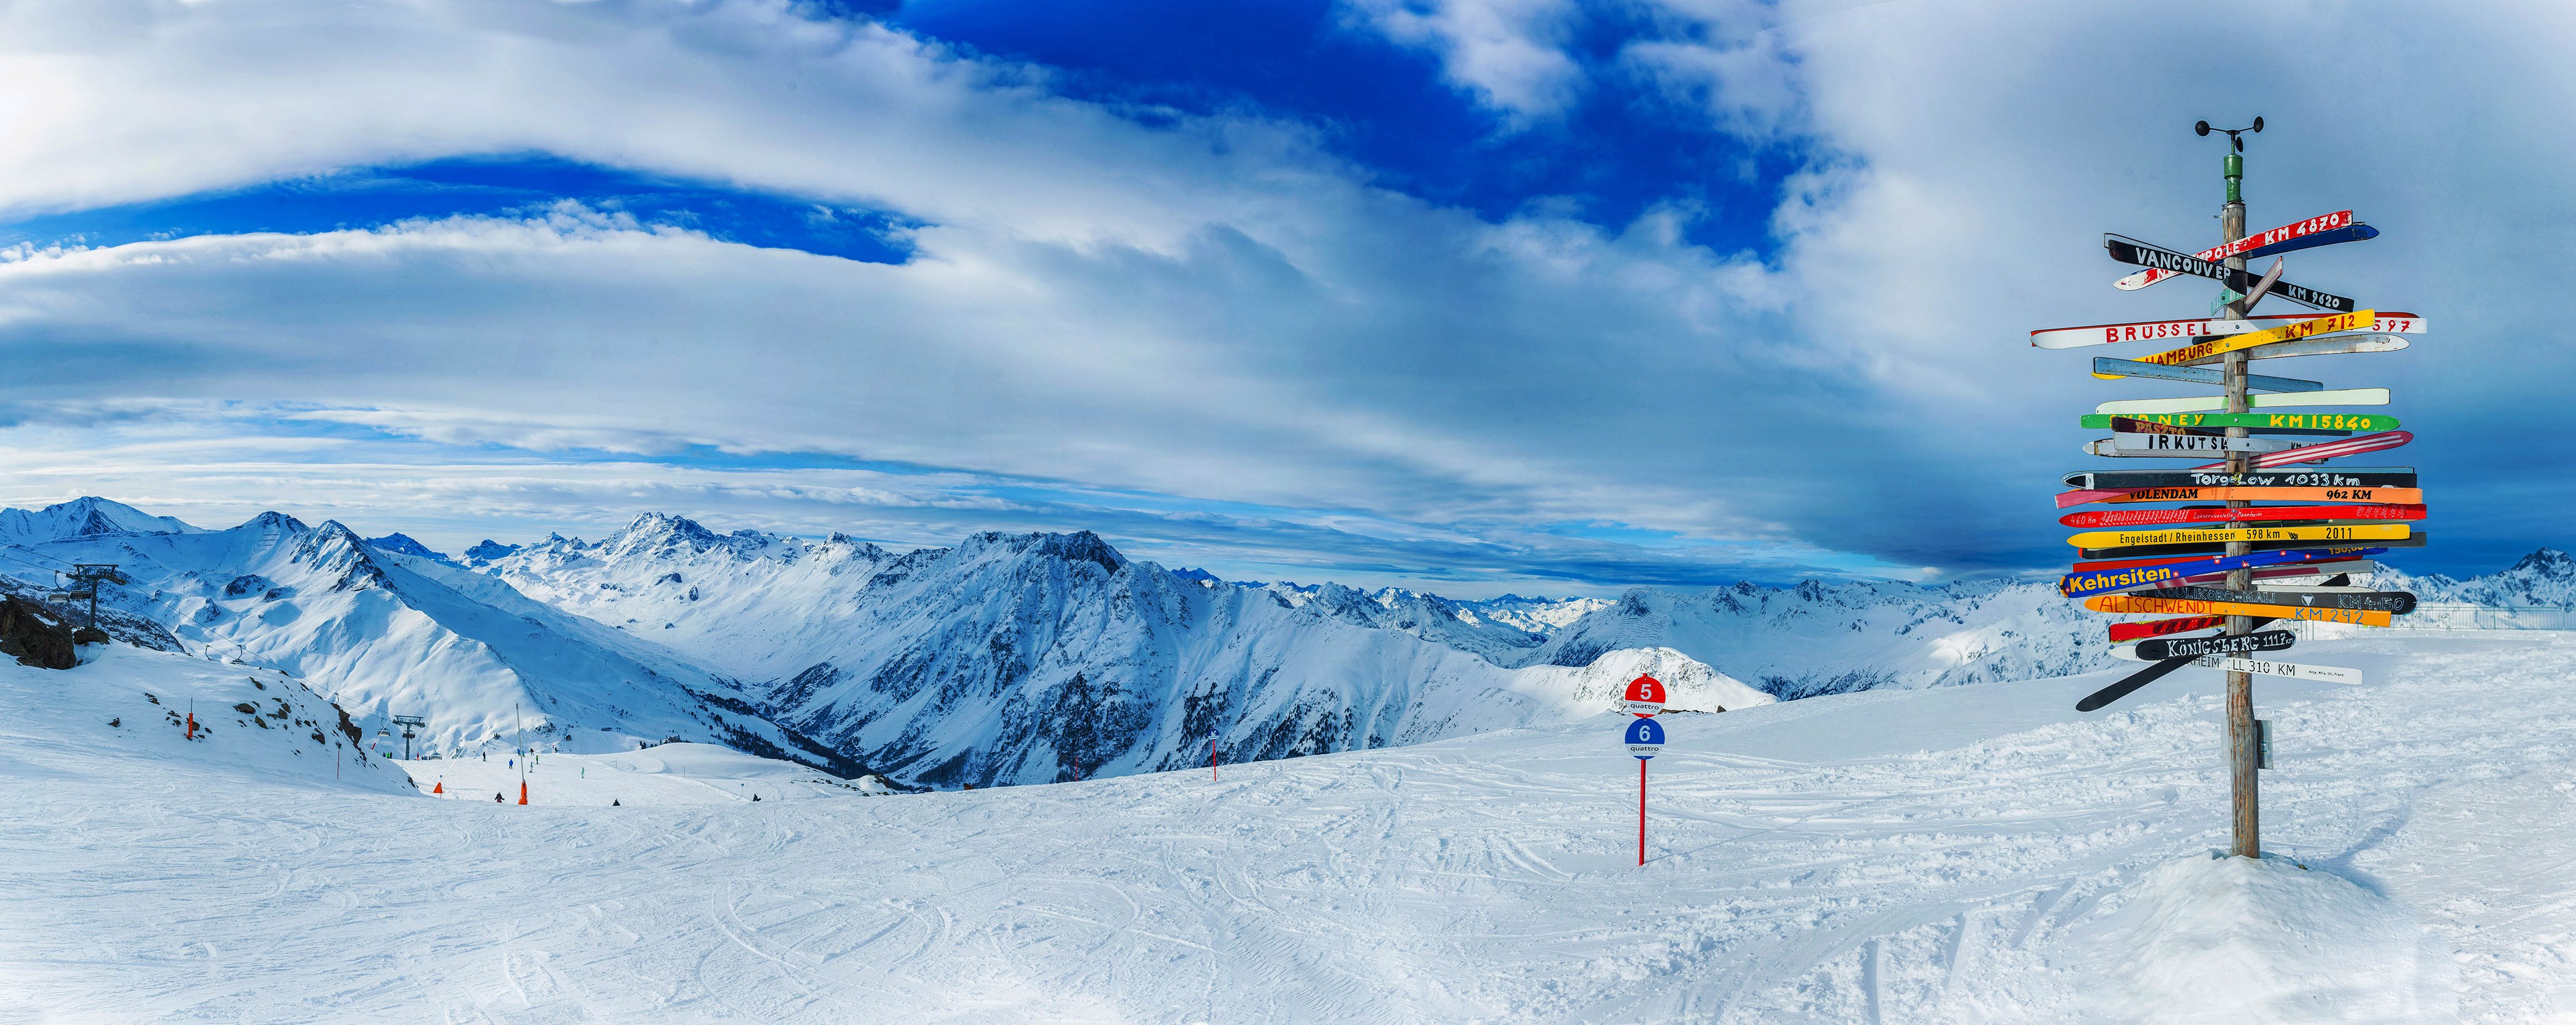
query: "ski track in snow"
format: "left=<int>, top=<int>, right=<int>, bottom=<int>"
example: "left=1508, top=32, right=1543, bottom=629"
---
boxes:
left=6, top=633, right=2576, bottom=1022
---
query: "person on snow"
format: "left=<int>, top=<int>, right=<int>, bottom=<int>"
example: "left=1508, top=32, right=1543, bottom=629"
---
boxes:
left=494, top=793, right=504, bottom=802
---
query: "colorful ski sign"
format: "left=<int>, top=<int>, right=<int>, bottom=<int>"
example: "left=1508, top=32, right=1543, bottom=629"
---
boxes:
left=1623, top=715, right=1665, bottom=756
left=2057, top=547, right=2382, bottom=597
left=2030, top=311, right=2425, bottom=349
left=2091, top=357, right=2320, bottom=391
left=2077, top=412, right=2399, bottom=432
left=2083, top=593, right=2399, bottom=626
left=2136, top=630, right=2296, bottom=660
left=2126, top=585, right=2415, bottom=614
left=2063, top=467, right=2417, bottom=490
left=1622, top=674, right=1666, bottom=716
left=2136, top=560, right=2377, bottom=593
left=2095, top=433, right=2298, bottom=455
left=2103, top=235, right=2358, bottom=311
left=2061, top=505, right=2425, bottom=528
left=2131, top=310, right=2373, bottom=368
left=2217, top=657, right=2363, bottom=685
left=2066, top=524, right=2409, bottom=550
left=2076, top=573, right=2354, bottom=712
left=2077, top=486, right=2424, bottom=508
left=2112, top=210, right=2364, bottom=290
left=2077, top=534, right=2423, bottom=561
left=2179, top=332, right=2409, bottom=367
left=2071, top=546, right=2386, bottom=574
left=2109, top=615, right=2224, bottom=642
left=2095, top=389, right=2390, bottom=415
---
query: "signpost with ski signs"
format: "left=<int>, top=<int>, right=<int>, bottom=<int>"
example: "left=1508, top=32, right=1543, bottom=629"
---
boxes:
left=2037, top=118, right=2428, bottom=862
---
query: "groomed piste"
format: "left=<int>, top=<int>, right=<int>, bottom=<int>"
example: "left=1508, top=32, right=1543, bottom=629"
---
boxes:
left=4, top=636, right=2567, bottom=1022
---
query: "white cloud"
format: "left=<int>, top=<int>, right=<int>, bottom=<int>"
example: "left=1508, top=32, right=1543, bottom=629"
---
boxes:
left=1339, top=0, right=1588, bottom=121
left=1, top=0, right=2571, bottom=585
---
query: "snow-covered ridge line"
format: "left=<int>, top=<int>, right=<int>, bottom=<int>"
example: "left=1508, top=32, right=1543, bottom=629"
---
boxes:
left=469, top=512, right=1769, bottom=788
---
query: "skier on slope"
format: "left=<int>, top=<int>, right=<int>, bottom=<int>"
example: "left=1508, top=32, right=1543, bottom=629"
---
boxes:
left=494, top=793, right=503, bottom=802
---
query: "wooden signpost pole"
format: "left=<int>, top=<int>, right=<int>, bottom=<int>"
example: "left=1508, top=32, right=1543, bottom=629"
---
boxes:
left=2217, top=127, right=2261, bottom=860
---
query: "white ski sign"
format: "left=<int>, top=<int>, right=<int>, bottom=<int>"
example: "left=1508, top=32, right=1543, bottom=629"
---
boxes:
left=2215, top=657, right=2364, bottom=685
left=2106, top=432, right=2299, bottom=454
left=2030, top=311, right=2426, bottom=349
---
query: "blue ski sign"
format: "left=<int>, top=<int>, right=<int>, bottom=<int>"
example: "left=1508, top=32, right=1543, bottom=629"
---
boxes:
left=1624, top=717, right=1665, bottom=758
left=2059, top=547, right=2391, bottom=598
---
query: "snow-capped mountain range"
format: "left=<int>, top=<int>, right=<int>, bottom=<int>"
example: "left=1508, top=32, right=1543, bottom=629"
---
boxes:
left=469, top=516, right=1758, bottom=787
left=0, top=504, right=862, bottom=777
left=6, top=495, right=2569, bottom=789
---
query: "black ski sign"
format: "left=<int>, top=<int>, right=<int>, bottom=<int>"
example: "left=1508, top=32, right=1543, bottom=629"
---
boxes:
left=2103, top=235, right=2358, bottom=313
left=2062, top=468, right=2418, bottom=490
left=2134, top=630, right=2296, bottom=661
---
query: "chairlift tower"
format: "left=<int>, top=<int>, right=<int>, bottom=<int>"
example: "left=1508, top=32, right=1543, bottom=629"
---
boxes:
left=55, top=564, right=121, bottom=632
left=393, top=714, right=426, bottom=760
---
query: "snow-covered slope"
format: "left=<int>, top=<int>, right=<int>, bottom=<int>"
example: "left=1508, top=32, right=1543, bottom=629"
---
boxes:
left=1, top=642, right=420, bottom=796
left=13, top=630, right=2566, bottom=1022
left=1519, top=577, right=2114, bottom=698
left=0, top=509, right=865, bottom=777
left=0, top=495, right=201, bottom=546
left=473, top=516, right=1765, bottom=788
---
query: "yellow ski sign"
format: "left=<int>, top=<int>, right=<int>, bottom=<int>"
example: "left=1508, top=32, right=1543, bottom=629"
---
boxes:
left=2126, top=310, right=2373, bottom=370
left=2064, top=523, right=2410, bottom=549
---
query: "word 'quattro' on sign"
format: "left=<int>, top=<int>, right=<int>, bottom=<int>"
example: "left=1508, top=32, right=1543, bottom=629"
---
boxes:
left=2077, top=412, right=2399, bottom=432
left=2065, top=523, right=2409, bottom=551
left=2028, top=311, right=2424, bottom=349
left=2083, top=594, right=2398, bottom=627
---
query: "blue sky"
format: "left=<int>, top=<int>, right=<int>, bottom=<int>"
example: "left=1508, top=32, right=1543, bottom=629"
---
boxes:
left=0, top=0, right=2566, bottom=595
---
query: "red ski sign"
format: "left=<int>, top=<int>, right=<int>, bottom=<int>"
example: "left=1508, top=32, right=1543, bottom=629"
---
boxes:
left=2114, top=210, right=2355, bottom=290
left=1622, top=674, right=1666, bottom=716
